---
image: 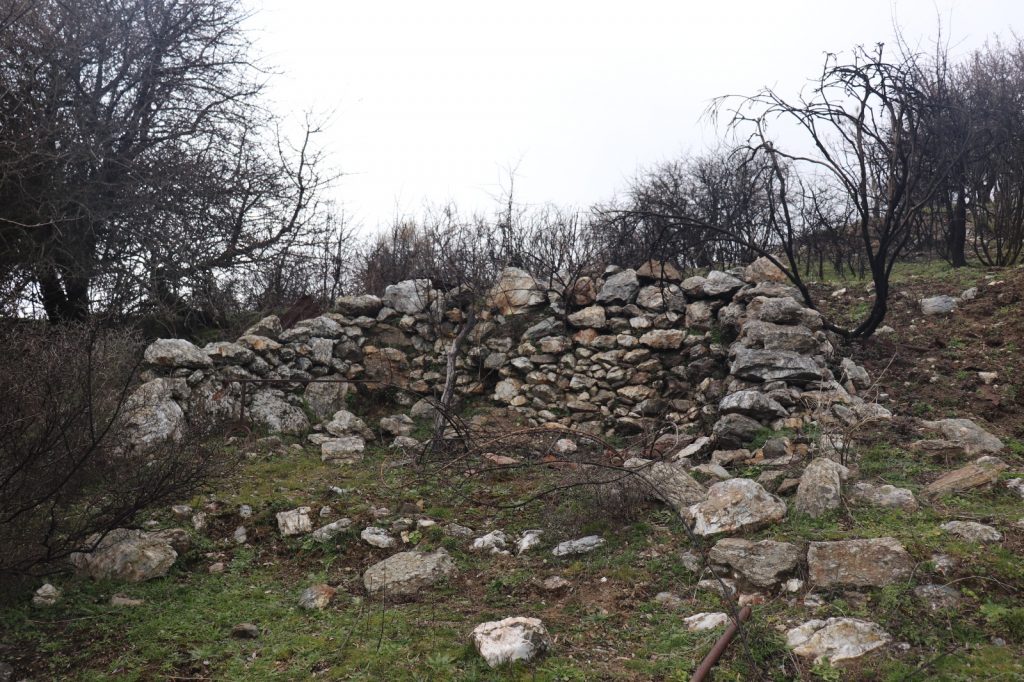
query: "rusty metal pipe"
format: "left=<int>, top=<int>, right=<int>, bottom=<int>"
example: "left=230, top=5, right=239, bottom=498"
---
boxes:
left=690, top=605, right=752, bottom=682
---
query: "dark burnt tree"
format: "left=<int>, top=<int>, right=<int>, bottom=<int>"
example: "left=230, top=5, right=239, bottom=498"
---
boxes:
left=716, top=44, right=963, bottom=337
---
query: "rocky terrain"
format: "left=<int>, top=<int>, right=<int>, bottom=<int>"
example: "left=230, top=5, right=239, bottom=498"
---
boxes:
left=2, top=260, right=1023, bottom=681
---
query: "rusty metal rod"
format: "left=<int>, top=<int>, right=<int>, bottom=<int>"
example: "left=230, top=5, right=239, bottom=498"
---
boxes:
left=690, top=605, right=752, bottom=682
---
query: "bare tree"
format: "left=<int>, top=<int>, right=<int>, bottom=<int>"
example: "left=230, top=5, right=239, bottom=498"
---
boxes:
left=706, top=44, right=962, bottom=337
left=962, top=39, right=1024, bottom=266
left=0, top=323, right=227, bottom=576
left=0, top=0, right=328, bottom=322
left=589, top=149, right=773, bottom=270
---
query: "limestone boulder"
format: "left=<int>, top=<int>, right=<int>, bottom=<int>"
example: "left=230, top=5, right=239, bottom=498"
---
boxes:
left=623, top=457, right=706, bottom=515
left=249, top=391, right=310, bottom=435
left=276, top=507, right=313, bottom=536
left=299, top=584, right=336, bottom=610
left=684, top=612, right=730, bottom=631
left=334, top=294, right=383, bottom=317
left=687, top=479, right=787, bottom=536
left=70, top=529, right=182, bottom=582
left=636, top=259, right=683, bottom=282
left=920, top=295, right=957, bottom=315
left=787, top=618, right=890, bottom=664
left=565, top=277, right=598, bottom=306
left=567, top=305, right=607, bottom=329
left=708, top=538, right=801, bottom=587
left=551, top=536, right=605, bottom=557
left=303, top=379, right=350, bottom=420
left=471, top=617, right=551, bottom=668
left=488, top=267, right=546, bottom=315
left=712, top=413, right=764, bottom=449
left=743, top=256, right=789, bottom=284
left=847, top=483, right=918, bottom=512
left=684, top=300, right=714, bottom=330
left=244, top=315, right=283, bottom=339
left=730, top=348, right=823, bottom=385
left=941, top=520, right=1002, bottom=543
left=919, top=418, right=1003, bottom=456
left=383, top=279, right=434, bottom=314
left=143, top=338, right=213, bottom=369
left=794, top=458, right=850, bottom=518
left=639, top=329, right=686, bottom=350
left=121, top=378, right=186, bottom=449
left=739, top=321, right=819, bottom=354
left=203, top=341, right=254, bottom=365
left=321, top=436, right=366, bottom=464
left=324, top=409, right=374, bottom=440
left=596, top=269, right=639, bottom=305
left=718, top=390, right=788, bottom=421
left=807, top=538, right=913, bottom=588
left=362, top=549, right=457, bottom=596
left=745, top=296, right=820, bottom=327
left=923, top=456, right=1007, bottom=497
left=701, top=270, right=746, bottom=298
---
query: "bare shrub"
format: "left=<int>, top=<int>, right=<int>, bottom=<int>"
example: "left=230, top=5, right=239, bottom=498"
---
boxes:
left=0, top=324, right=229, bottom=577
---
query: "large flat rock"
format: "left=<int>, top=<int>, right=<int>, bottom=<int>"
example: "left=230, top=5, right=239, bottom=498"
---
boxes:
left=362, top=549, right=457, bottom=597
left=807, top=537, right=913, bottom=588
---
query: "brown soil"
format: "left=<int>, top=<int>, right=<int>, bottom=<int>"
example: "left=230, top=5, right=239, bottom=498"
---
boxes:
left=820, top=266, right=1024, bottom=442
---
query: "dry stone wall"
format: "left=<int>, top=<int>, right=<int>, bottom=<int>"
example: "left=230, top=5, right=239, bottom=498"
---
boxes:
left=128, top=258, right=885, bottom=449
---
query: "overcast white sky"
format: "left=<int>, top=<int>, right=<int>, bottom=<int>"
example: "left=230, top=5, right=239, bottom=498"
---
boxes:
left=243, top=0, right=1024, bottom=233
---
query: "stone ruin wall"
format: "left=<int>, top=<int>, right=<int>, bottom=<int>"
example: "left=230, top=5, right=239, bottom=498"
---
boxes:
left=129, top=256, right=887, bottom=457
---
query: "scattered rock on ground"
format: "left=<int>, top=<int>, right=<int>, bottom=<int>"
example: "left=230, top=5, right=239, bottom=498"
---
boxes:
left=542, top=576, right=570, bottom=591
left=471, top=530, right=509, bottom=553
left=32, top=583, right=61, bottom=607
left=311, top=518, right=352, bottom=542
left=70, top=529, right=183, bottom=582
left=1008, top=478, right=1024, bottom=498
left=920, top=295, right=958, bottom=316
left=688, top=479, right=787, bottom=536
left=914, top=584, right=962, bottom=611
left=363, top=549, right=458, bottom=597
left=940, top=520, right=1002, bottom=543
left=807, top=537, right=913, bottom=588
left=654, top=592, right=683, bottom=609
left=787, top=618, right=891, bottom=664
left=919, top=418, right=1004, bottom=456
left=552, top=536, right=605, bottom=557
left=471, top=617, right=551, bottom=668
left=684, top=612, right=730, bottom=631
left=444, top=523, right=474, bottom=538
left=299, top=584, right=336, bottom=610
left=923, top=456, right=1008, bottom=497
left=517, top=530, right=544, bottom=555
left=708, top=538, right=801, bottom=588
left=276, top=507, right=312, bottom=537
left=231, top=623, right=260, bottom=639
left=847, top=483, right=918, bottom=511
left=361, top=526, right=397, bottom=549
left=794, top=458, right=849, bottom=518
